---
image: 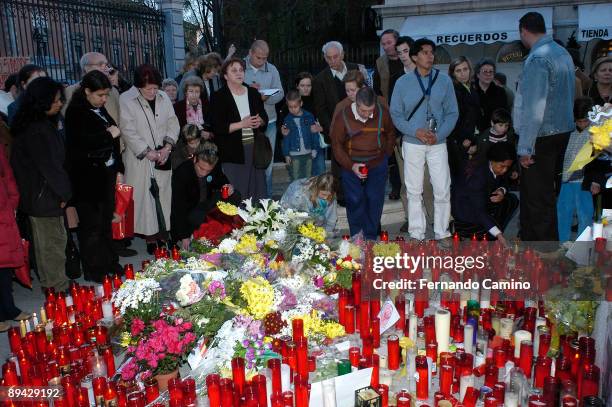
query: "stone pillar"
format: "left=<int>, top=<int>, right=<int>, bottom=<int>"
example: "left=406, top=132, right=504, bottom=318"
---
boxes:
left=161, top=0, right=185, bottom=78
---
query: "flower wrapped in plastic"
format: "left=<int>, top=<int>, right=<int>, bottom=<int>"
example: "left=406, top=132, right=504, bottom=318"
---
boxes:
left=192, top=202, right=245, bottom=244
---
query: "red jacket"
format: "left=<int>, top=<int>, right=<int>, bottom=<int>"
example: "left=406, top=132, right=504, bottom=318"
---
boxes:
left=0, top=144, right=23, bottom=268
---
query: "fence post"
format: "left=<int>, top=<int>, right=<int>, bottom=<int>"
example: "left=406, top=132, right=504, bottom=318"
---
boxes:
left=160, top=0, right=184, bottom=78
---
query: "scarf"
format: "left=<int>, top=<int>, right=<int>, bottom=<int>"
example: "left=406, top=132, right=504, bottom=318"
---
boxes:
left=186, top=102, right=204, bottom=128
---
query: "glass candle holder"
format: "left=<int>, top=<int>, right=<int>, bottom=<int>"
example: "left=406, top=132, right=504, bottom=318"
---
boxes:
left=205, top=374, right=221, bottom=407
left=518, top=340, right=533, bottom=379
left=344, top=305, right=355, bottom=334
left=415, top=355, right=428, bottom=400
left=231, top=357, right=246, bottom=396
left=387, top=335, right=399, bottom=370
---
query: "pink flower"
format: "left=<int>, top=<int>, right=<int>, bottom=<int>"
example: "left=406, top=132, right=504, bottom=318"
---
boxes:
left=131, top=318, right=145, bottom=336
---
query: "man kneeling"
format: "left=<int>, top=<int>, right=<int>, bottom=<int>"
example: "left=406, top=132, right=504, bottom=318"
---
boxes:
left=451, top=142, right=518, bottom=245
left=171, top=141, right=240, bottom=249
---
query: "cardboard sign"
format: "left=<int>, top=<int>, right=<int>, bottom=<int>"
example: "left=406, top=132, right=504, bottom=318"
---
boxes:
left=0, top=57, right=30, bottom=89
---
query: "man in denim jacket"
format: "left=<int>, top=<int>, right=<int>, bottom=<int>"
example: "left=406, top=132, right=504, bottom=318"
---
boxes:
left=514, top=12, right=574, bottom=243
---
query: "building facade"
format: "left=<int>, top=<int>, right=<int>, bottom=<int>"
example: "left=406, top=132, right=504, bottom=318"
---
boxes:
left=373, top=0, right=611, bottom=92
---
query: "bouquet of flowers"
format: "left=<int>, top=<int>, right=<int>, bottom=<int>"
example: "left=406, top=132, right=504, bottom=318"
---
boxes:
left=192, top=201, right=245, bottom=244
left=112, top=278, right=161, bottom=325
left=120, top=315, right=197, bottom=381
left=567, top=104, right=612, bottom=172
left=238, top=198, right=307, bottom=241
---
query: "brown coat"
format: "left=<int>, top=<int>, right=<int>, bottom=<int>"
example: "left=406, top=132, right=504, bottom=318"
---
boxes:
left=330, top=99, right=395, bottom=171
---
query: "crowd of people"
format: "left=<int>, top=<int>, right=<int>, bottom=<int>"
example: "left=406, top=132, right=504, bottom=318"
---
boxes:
left=0, top=11, right=611, bottom=330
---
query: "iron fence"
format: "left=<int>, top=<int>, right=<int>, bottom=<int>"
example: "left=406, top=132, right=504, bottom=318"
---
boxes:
left=0, top=0, right=166, bottom=84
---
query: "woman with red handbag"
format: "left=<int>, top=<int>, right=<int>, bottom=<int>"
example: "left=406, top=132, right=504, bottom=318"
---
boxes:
left=0, top=143, right=31, bottom=332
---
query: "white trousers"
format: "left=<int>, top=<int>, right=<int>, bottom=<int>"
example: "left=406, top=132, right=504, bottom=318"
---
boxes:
left=402, top=142, right=451, bottom=240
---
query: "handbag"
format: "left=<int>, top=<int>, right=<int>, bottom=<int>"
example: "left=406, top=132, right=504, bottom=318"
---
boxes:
left=14, top=239, right=31, bottom=288
left=137, top=98, right=172, bottom=171
left=252, top=129, right=273, bottom=169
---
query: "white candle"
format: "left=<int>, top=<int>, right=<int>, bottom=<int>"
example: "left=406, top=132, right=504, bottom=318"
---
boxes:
left=499, top=318, right=514, bottom=339
left=407, top=348, right=417, bottom=393
left=408, top=313, right=418, bottom=342
left=95, top=285, right=105, bottom=298
left=280, top=363, right=291, bottom=392
left=504, top=391, right=519, bottom=407
left=464, top=324, right=474, bottom=354
left=65, top=295, right=74, bottom=307
left=513, top=330, right=532, bottom=358
left=480, top=286, right=491, bottom=309
left=102, top=300, right=113, bottom=320
left=378, top=354, right=388, bottom=369
left=25, top=319, right=31, bottom=333
left=460, top=374, right=474, bottom=402
left=32, top=313, right=39, bottom=327
left=9, top=356, right=20, bottom=376
left=81, top=374, right=95, bottom=407
left=379, top=369, right=393, bottom=386
left=435, top=309, right=451, bottom=355
left=593, top=222, right=603, bottom=238
left=322, top=378, right=337, bottom=407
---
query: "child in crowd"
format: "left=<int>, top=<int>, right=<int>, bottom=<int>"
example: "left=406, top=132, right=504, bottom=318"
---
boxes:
left=473, top=108, right=519, bottom=185
left=557, top=97, right=602, bottom=242
left=281, top=90, right=318, bottom=181
left=172, top=124, right=203, bottom=170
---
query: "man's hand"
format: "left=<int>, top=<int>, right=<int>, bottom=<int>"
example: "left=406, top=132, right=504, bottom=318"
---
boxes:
left=490, top=188, right=505, bottom=203
left=146, top=150, right=160, bottom=161
left=591, top=183, right=601, bottom=195
left=416, top=128, right=436, bottom=145
left=496, top=233, right=508, bottom=247
left=285, top=156, right=292, bottom=165
left=519, top=154, right=535, bottom=169
left=352, top=163, right=367, bottom=179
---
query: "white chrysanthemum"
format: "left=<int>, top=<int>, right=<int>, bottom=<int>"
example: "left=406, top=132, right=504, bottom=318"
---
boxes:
left=218, top=238, right=238, bottom=253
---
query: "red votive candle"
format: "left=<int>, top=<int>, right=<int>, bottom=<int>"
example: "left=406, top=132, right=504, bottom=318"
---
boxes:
left=352, top=273, right=361, bottom=307
left=8, top=326, right=22, bottom=353
left=126, top=392, right=145, bottom=407
left=349, top=346, right=360, bottom=367
left=484, top=363, right=499, bottom=388
left=92, top=377, right=107, bottom=406
left=219, top=378, right=233, bottom=407
left=268, top=358, right=281, bottom=396
left=534, top=357, right=552, bottom=389
left=376, top=384, right=389, bottom=407
left=167, top=378, right=183, bottom=403
left=538, top=332, right=551, bottom=357
left=396, top=395, right=411, bottom=407
left=440, top=364, right=453, bottom=396
left=144, top=378, right=159, bottom=403
left=205, top=374, right=221, bottom=407
left=182, top=378, right=196, bottom=407
left=519, top=340, right=534, bottom=379
left=124, top=264, right=135, bottom=280
left=231, top=357, right=246, bottom=396
left=370, top=354, right=380, bottom=387
left=387, top=335, right=400, bottom=370
left=95, top=326, right=109, bottom=346
left=281, top=391, right=293, bottom=407
left=292, top=319, right=304, bottom=342
left=415, top=355, right=429, bottom=400
left=370, top=316, right=381, bottom=348
left=344, top=305, right=355, bottom=334
left=338, top=290, right=349, bottom=326
left=426, top=342, right=437, bottom=373
left=362, top=335, right=373, bottom=357
left=295, top=337, right=308, bottom=380
left=102, top=276, right=112, bottom=298
left=1, top=361, right=19, bottom=386
left=359, top=300, right=370, bottom=339
left=252, top=374, right=267, bottom=407
left=395, top=296, right=406, bottom=331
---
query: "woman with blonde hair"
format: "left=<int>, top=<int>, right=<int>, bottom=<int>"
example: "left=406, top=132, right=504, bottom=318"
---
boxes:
left=280, top=173, right=338, bottom=234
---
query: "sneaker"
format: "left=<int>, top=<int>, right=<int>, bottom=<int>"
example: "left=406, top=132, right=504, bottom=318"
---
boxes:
left=13, top=312, right=32, bottom=321
left=0, top=321, right=10, bottom=332
left=400, top=221, right=408, bottom=233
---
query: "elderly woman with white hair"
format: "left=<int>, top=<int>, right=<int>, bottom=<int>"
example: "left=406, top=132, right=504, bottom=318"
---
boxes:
left=162, top=78, right=179, bottom=104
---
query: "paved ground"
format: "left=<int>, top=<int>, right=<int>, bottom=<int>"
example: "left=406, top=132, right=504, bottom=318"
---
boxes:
left=0, top=162, right=521, bottom=361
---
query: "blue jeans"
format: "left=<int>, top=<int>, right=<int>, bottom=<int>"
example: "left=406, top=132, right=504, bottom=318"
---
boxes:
left=264, top=122, right=277, bottom=197
left=341, top=158, right=388, bottom=240
left=312, top=147, right=326, bottom=176
left=557, top=182, right=593, bottom=242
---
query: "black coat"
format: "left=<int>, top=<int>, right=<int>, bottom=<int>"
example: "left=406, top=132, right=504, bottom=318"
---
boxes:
left=313, top=62, right=360, bottom=137
left=450, top=82, right=481, bottom=143
left=476, top=82, right=508, bottom=132
left=171, top=160, right=240, bottom=241
left=10, top=119, right=72, bottom=216
left=173, top=96, right=209, bottom=131
left=65, top=101, right=124, bottom=203
left=208, top=85, right=268, bottom=164
left=451, top=162, right=508, bottom=232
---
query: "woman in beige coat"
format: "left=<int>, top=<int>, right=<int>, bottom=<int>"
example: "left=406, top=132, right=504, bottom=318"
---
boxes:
left=119, top=65, right=180, bottom=253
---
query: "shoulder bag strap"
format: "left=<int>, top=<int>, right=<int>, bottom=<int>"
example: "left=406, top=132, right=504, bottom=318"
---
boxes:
left=136, top=97, right=158, bottom=150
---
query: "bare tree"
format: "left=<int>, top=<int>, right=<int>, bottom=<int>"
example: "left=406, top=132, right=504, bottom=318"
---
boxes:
left=183, top=0, right=217, bottom=52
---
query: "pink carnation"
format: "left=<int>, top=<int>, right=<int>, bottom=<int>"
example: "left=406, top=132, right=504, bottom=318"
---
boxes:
left=131, top=318, right=145, bottom=336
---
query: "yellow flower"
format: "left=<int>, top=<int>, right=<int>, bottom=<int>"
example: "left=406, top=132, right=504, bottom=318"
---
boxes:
left=372, top=242, right=401, bottom=258
left=590, top=119, right=612, bottom=150
left=217, top=201, right=239, bottom=216
left=240, top=277, right=275, bottom=319
left=235, top=233, right=258, bottom=255
left=265, top=240, right=279, bottom=249
left=298, top=223, right=326, bottom=243
left=324, top=322, right=345, bottom=339
left=119, top=332, right=132, bottom=347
